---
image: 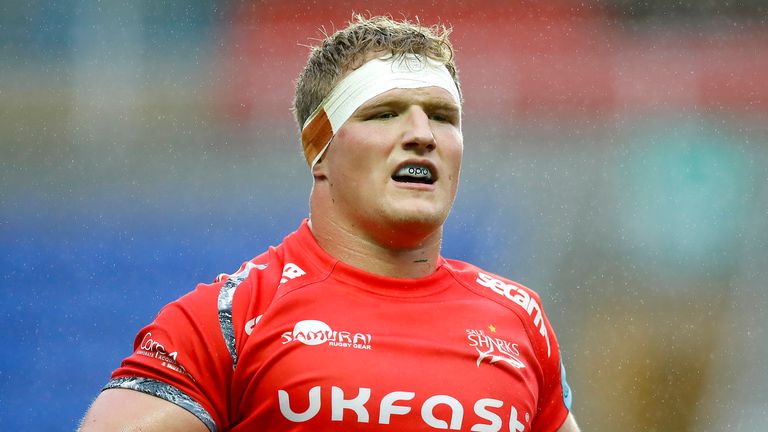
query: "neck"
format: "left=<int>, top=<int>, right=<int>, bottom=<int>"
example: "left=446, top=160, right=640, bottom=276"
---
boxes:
left=308, top=216, right=443, bottom=279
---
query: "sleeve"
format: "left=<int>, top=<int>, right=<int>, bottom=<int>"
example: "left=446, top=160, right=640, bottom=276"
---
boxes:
left=529, top=291, right=573, bottom=432
left=104, top=279, right=235, bottom=432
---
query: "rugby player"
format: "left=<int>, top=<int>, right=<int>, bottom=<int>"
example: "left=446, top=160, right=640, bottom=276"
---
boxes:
left=81, top=15, right=579, bottom=432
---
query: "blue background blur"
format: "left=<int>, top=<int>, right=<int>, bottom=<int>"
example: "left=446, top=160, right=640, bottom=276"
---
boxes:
left=2, top=1, right=767, bottom=430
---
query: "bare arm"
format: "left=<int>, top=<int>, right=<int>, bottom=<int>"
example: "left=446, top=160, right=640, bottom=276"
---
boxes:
left=557, top=412, right=581, bottom=432
left=79, top=388, right=209, bottom=432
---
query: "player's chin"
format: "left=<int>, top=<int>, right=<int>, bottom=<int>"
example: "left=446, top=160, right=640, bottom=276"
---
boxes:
left=385, top=204, right=450, bottom=230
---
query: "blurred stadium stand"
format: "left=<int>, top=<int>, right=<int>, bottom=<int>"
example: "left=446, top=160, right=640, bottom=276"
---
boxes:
left=1, top=1, right=766, bottom=430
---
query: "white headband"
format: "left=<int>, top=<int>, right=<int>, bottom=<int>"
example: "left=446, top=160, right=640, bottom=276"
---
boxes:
left=301, top=54, right=461, bottom=167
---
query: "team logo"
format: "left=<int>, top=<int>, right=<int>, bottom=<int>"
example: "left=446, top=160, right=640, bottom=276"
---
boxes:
left=466, top=328, right=526, bottom=369
left=281, top=320, right=372, bottom=350
left=280, top=263, right=306, bottom=284
left=244, top=314, right=263, bottom=335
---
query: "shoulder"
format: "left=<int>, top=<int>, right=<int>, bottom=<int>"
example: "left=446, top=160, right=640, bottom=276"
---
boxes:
left=169, top=248, right=281, bottom=319
left=212, top=249, right=283, bottom=301
left=210, top=221, right=331, bottom=302
left=444, top=259, right=545, bottom=308
left=444, top=259, right=554, bottom=358
left=207, top=245, right=291, bottom=332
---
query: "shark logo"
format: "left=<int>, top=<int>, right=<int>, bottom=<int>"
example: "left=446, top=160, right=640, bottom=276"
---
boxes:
left=475, top=346, right=526, bottom=369
left=466, top=329, right=526, bottom=369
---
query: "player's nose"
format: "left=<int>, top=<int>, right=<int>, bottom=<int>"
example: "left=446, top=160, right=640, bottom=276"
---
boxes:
left=400, top=107, right=436, bottom=153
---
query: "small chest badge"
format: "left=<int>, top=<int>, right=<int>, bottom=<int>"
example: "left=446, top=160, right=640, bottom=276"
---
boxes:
left=466, top=327, right=526, bottom=369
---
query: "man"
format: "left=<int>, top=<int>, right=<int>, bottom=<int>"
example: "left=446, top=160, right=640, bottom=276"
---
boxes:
left=81, top=15, right=579, bottom=432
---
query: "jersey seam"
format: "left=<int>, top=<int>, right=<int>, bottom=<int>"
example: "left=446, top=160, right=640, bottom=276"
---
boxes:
left=312, top=262, right=455, bottom=301
left=270, top=259, right=339, bottom=303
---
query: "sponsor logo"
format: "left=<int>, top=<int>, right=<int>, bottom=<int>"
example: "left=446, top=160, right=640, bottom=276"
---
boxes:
left=467, top=329, right=525, bottom=369
left=475, top=273, right=551, bottom=357
left=278, top=386, right=528, bottom=431
left=281, top=320, right=372, bottom=350
left=137, top=332, right=191, bottom=377
left=281, top=263, right=306, bottom=284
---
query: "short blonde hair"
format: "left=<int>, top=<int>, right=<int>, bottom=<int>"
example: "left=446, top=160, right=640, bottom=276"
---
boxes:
left=293, top=14, right=461, bottom=128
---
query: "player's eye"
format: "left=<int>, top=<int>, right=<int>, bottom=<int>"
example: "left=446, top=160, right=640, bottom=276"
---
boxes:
left=371, top=111, right=397, bottom=120
left=430, top=112, right=458, bottom=125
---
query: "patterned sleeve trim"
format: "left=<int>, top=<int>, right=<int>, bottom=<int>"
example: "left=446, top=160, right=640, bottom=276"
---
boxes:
left=104, top=376, right=217, bottom=432
left=218, top=261, right=264, bottom=370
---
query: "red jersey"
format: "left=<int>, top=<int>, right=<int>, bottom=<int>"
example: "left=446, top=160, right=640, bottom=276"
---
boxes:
left=107, top=220, right=572, bottom=431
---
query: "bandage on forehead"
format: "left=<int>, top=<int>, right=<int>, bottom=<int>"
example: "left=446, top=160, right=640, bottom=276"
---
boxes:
left=301, top=54, right=461, bottom=167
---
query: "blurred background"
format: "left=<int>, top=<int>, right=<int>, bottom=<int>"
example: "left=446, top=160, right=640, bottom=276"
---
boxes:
left=1, top=0, right=766, bottom=430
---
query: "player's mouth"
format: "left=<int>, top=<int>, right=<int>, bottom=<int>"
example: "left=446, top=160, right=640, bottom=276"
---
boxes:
left=391, top=161, right=437, bottom=185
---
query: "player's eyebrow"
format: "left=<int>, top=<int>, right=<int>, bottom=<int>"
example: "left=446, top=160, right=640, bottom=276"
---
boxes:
left=359, top=92, right=460, bottom=114
left=422, top=99, right=461, bottom=115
